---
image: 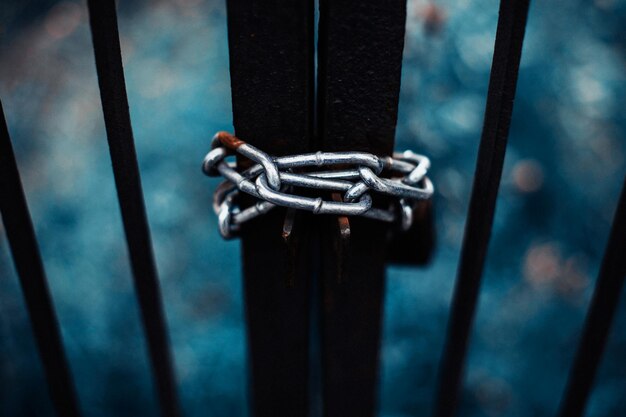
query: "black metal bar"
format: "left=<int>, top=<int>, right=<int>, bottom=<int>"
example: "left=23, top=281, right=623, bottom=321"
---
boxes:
left=86, top=2, right=180, bottom=416
left=557, top=178, right=626, bottom=417
left=0, top=100, right=81, bottom=417
left=432, top=1, right=530, bottom=416
left=316, top=1, right=406, bottom=416
left=225, top=2, right=315, bottom=416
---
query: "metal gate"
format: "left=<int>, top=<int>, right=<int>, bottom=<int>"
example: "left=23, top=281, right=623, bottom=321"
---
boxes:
left=0, top=1, right=624, bottom=416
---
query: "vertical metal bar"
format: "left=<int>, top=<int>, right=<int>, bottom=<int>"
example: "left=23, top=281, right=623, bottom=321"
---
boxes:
left=557, top=178, right=626, bottom=417
left=432, top=1, right=530, bottom=417
left=0, top=100, right=81, bottom=417
left=316, top=2, right=406, bottom=416
left=225, top=2, right=315, bottom=416
left=86, top=2, right=180, bottom=416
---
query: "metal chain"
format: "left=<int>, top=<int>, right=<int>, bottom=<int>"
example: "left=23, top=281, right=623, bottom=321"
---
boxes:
left=202, top=132, right=434, bottom=239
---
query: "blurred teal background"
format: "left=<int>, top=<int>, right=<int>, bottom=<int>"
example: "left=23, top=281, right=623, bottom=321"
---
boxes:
left=0, top=0, right=625, bottom=416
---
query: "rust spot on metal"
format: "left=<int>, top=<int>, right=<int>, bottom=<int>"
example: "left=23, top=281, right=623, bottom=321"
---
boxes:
left=282, top=208, right=296, bottom=243
left=216, top=131, right=246, bottom=150
left=336, top=215, right=351, bottom=241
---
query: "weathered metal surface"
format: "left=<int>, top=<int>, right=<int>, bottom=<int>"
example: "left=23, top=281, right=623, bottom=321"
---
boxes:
left=432, top=1, right=531, bottom=416
left=225, top=1, right=315, bottom=415
left=86, top=1, right=180, bottom=416
left=0, top=101, right=81, bottom=417
left=317, top=1, right=407, bottom=415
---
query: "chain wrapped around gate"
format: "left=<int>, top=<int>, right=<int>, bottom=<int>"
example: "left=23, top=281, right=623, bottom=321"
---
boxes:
left=202, top=131, right=434, bottom=239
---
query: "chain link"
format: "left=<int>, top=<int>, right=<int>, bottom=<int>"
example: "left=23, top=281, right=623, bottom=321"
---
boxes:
left=202, top=132, right=434, bottom=239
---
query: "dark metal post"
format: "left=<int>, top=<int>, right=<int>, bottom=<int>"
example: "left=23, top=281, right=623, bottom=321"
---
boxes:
left=0, top=100, right=81, bottom=417
left=432, top=1, right=530, bottom=416
left=225, top=2, right=315, bottom=416
left=86, top=1, right=180, bottom=416
left=316, top=1, right=407, bottom=415
left=558, top=178, right=626, bottom=417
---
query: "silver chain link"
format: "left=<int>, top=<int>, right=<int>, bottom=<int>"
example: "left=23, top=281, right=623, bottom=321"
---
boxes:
left=202, top=132, right=434, bottom=239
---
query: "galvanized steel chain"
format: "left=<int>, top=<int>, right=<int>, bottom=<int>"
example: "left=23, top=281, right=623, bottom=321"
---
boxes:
left=202, top=131, right=434, bottom=239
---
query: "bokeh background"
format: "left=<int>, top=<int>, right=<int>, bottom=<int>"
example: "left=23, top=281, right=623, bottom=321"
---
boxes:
left=1, top=0, right=625, bottom=416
